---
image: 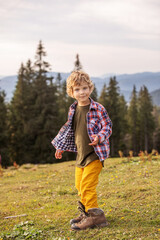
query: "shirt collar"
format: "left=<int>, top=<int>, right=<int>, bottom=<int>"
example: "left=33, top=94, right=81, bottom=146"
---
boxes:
left=70, top=98, right=97, bottom=110
left=89, top=98, right=98, bottom=110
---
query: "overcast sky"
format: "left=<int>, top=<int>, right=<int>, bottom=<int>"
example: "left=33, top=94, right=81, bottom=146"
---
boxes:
left=0, top=0, right=160, bottom=77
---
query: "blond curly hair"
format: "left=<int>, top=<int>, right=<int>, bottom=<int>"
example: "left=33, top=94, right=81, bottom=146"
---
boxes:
left=66, top=71, right=94, bottom=98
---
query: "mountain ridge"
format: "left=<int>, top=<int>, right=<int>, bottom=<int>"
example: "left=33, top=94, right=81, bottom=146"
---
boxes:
left=0, top=71, right=160, bottom=105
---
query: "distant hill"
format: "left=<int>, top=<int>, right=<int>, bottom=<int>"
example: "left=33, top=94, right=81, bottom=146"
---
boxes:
left=0, top=75, right=17, bottom=101
left=0, top=72, right=160, bottom=105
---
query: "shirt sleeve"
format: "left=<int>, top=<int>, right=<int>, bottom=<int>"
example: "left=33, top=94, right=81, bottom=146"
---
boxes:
left=51, top=106, right=77, bottom=152
left=97, top=108, right=112, bottom=143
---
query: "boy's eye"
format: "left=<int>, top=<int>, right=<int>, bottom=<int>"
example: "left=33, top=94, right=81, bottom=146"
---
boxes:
left=74, top=88, right=79, bottom=91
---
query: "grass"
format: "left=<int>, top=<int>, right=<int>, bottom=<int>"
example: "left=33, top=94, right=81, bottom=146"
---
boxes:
left=0, top=157, right=160, bottom=240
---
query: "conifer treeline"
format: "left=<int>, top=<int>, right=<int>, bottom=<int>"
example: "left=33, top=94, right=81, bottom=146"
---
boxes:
left=0, top=41, right=160, bottom=167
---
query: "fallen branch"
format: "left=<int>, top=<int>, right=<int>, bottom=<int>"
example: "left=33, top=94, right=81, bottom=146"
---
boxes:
left=4, top=214, right=27, bottom=219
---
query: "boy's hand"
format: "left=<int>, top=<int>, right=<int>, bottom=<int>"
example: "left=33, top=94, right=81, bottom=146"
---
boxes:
left=89, top=135, right=99, bottom=146
left=55, top=150, right=64, bottom=159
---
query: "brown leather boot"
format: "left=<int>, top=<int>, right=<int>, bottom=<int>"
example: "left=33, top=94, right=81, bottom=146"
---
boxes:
left=70, top=213, right=85, bottom=225
left=70, top=201, right=88, bottom=225
left=71, top=208, right=108, bottom=230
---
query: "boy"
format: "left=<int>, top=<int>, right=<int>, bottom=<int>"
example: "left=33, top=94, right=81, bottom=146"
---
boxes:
left=51, top=71, right=112, bottom=230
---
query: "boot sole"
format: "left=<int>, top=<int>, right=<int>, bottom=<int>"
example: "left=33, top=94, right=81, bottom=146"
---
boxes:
left=71, top=222, right=109, bottom=231
left=91, top=222, right=109, bottom=228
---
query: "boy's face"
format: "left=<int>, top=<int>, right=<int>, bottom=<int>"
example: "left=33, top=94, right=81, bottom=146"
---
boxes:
left=72, top=81, right=91, bottom=106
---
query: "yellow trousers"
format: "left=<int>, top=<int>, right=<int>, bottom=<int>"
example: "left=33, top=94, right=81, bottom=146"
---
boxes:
left=75, top=160, right=102, bottom=212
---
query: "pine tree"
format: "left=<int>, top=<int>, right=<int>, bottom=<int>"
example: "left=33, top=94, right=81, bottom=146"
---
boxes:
left=99, top=78, right=126, bottom=156
left=21, top=60, right=37, bottom=163
left=57, top=80, right=69, bottom=125
left=138, top=86, right=155, bottom=152
left=8, top=63, right=27, bottom=165
left=152, top=106, right=160, bottom=152
left=98, top=84, right=107, bottom=107
left=105, top=77, right=121, bottom=156
left=118, top=95, right=128, bottom=152
left=8, top=41, right=59, bottom=165
left=55, top=73, right=66, bottom=127
left=0, top=90, right=9, bottom=167
left=56, top=73, right=62, bottom=92
left=73, top=54, right=83, bottom=71
left=33, top=40, right=58, bottom=163
left=128, top=85, right=139, bottom=154
left=34, top=40, right=52, bottom=75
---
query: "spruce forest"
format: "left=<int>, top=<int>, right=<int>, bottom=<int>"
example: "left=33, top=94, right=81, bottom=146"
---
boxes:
left=0, top=41, right=160, bottom=167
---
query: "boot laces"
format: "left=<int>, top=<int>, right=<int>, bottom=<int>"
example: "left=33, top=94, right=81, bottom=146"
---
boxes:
left=78, top=206, right=88, bottom=216
left=78, top=215, right=88, bottom=224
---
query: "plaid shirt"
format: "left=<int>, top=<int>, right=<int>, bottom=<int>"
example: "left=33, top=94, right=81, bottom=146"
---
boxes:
left=51, top=98, right=112, bottom=161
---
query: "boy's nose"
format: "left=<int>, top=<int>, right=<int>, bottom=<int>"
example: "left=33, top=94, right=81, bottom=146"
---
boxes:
left=80, top=90, right=84, bottom=94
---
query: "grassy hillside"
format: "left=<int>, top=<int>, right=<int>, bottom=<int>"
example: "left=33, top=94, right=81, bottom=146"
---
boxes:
left=0, top=157, right=160, bottom=240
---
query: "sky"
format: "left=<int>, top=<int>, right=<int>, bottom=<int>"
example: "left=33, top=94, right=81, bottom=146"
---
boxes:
left=0, top=0, right=160, bottom=77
